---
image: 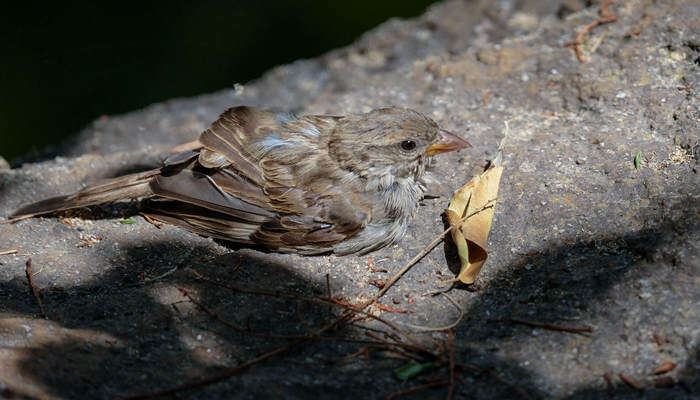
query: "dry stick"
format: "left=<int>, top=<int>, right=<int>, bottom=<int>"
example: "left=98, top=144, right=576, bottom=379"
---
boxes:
left=405, top=293, right=464, bottom=332
left=185, top=289, right=377, bottom=346
left=359, top=200, right=497, bottom=310
left=328, top=297, right=359, bottom=308
left=600, top=0, right=616, bottom=21
left=332, top=300, right=431, bottom=353
left=174, top=199, right=496, bottom=399
left=0, top=214, right=34, bottom=225
left=361, top=329, right=434, bottom=358
left=488, top=318, right=594, bottom=334
left=123, top=311, right=353, bottom=400
left=172, top=201, right=492, bottom=398
left=286, top=346, right=372, bottom=366
left=0, top=249, right=19, bottom=255
left=373, top=301, right=408, bottom=313
left=189, top=269, right=435, bottom=355
left=124, top=340, right=299, bottom=400
left=24, top=259, right=46, bottom=319
left=603, top=373, right=615, bottom=395
left=567, top=0, right=618, bottom=62
left=353, top=320, right=404, bottom=341
left=139, top=266, right=179, bottom=285
left=185, top=287, right=422, bottom=351
left=385, top=379, right=449, bottom=400
left=363, top=332, right=423, bottom=362
left=179, top=251, right=502, bottom=399
left=140, top=198, right=488, bottom=399
left=619, top=373, right=643, bottom=391
left=139, top=213, right=162, bottom=228
left=190, top=268, right=436, bottom=354
left=356, top=318, right=444, bottom=364
left=179, top=288, right=251, bottom=333
left=190, top=268, right=321, bottom=301
left=180, top=286, right=344, bottom=341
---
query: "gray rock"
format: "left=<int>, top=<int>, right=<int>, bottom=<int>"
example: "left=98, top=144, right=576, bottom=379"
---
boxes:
left=1, top=1, right=698, bottom=399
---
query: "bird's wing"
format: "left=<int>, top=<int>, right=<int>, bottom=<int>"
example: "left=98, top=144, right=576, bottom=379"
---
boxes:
left=146, top=106, right=371, bottom=251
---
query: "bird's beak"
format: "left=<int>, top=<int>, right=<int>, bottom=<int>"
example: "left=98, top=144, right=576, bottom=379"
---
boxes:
left=426, top=129, right=471, bottom=156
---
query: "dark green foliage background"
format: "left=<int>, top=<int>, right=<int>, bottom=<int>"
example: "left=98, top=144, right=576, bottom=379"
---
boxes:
left=0, top=1, right=436, bottom=162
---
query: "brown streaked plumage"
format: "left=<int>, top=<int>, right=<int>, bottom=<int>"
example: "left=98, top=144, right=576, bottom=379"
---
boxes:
left=11, top=106, right=470, bottom=255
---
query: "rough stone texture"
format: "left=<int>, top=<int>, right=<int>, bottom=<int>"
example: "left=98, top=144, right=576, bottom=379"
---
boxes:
left=1, top=0, right=698, bottom=399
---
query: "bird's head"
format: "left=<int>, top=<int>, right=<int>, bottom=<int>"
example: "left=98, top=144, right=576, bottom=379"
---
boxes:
left=328, top=107, right=471, bottom=189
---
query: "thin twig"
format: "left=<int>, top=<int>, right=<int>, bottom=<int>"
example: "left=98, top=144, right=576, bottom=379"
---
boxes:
left=189, top=268, right=434, bottom=354
left=337, top=302, right=432, bottom=354
left=603, top=373, right=615, bottom=394
left=619, top=373, right=643, bottom=391
left=0, top=249, right=19, bottom=255
left=25, top=259, right=46, bottom=318
left=285, top=346, right=372, bottom=366
left=123, top=311, right=352, bottom=399
left=180, top=287, right=324, bottom=340
left=179, top=220, right=516, bottom=399
left=359, top=200, right=497, bottom=309
left=139, top=266, right=179, bottom=284
left=185, top=286, right=432, bottom=352
left=363, top=331, right=434, bottom=361
left=0, top=214, right=34, bottom=224
left=373, top=301, right=408, bottom=313
left=405, top=293, right=464, bottom=332
left=190, top=268, right=314, bottom=301
left=566, top=0, right=618, bottom=62
left=363, top=332, right=424, bottom=362
left=600, top=0, right=616, bottom=19
left=139, top=213, right=162, bottom=228
left=178, top=288, right=247, bottom=330
left=488, top=318, right=594, bottom=334
left=124, top=340, right=300, bottom=399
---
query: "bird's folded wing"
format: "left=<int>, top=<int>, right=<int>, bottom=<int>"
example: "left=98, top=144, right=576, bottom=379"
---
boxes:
left=147, top=106, right=371, bottom=250
left=198, top=106, right=269, bottom=185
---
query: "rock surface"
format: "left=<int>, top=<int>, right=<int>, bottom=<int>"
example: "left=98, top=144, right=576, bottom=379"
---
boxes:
left=1, top=1, right=698, bottom=399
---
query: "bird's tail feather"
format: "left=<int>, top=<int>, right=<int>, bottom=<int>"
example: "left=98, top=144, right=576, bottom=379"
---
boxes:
left=10, top=169, right=161, bottom=218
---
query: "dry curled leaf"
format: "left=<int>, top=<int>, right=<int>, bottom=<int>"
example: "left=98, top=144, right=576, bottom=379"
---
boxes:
left=444, top=126, right=507, bottom=284
left=444, top=166, right=502, bottom=284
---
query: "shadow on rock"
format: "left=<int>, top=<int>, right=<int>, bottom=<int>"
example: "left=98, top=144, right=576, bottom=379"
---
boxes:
left=2, top=200, right=697, bottom=398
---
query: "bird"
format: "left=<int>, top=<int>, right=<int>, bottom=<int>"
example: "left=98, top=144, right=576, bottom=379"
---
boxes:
left=10, top=106, right=471, bottom=255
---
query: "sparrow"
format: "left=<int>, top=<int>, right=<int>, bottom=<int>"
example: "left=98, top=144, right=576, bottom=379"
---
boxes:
left=11, top=106, right=470, bottom=255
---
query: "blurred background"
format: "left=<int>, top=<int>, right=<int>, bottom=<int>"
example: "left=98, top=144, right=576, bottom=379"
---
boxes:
left=0, top=1, right=437, bottom=163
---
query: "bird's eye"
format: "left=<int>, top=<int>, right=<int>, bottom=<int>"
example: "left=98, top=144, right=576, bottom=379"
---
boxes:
left=400, top=139, right=417, bottom=151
